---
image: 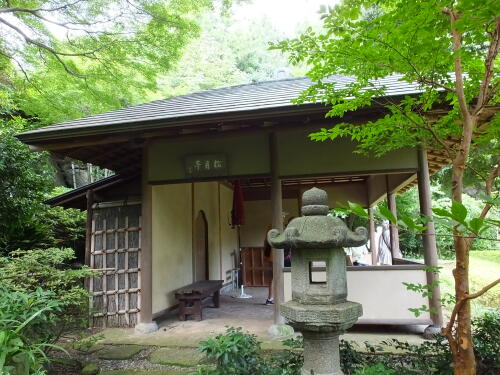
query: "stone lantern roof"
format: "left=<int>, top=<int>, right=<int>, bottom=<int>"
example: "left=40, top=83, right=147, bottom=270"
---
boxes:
left=268, top=187, right=368, bottom=249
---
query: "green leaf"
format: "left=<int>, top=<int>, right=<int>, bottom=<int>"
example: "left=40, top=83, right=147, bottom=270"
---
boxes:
left=348, top=201, right=369, bottom=218
left=432, top=208, right=453, bottom=218
left=468, top=217, right=484, bottom=235
left=379, top=205, right=397, bottom=224
left=451, top=201, right=467, bottom=223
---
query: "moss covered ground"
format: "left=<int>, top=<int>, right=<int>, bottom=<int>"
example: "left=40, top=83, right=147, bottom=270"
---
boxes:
left=149, top=347, right=204, bottom=367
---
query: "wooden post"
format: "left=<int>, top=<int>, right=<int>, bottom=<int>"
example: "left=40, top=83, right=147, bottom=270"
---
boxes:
left=417, top=147, right=444, bottom=334
left=387, top=191, right=402, bottom=259
left=218, top=183, right=223, bottom=281
left=368, top=207, right=377, bottom=265
left=136, top=143, right=158, bottom=333
left=84, top=190, right=94, bottom=290
left=385, top=176, right=402, bottom=259
left=270, top=132, right=285, bottom=325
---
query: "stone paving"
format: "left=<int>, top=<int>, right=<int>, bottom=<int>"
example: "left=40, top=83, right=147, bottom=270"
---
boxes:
left=70, top=286, right=427, bottom=374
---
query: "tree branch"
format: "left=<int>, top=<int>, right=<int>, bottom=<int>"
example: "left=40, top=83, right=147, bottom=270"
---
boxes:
left=0, top=17, right=90, bottom=77
left=442, top=277, right=500, bottom=353
left=416, top=76, right=456, bottom=93
left=448, top=10, right=471, bottom=124
left=363, top=34, right=455, bottom=93
left=0, top=0, right=85, bottom=14
left=474, top=17, right=500, bottom=117
left=373, top=95, right=454, bottom=158
left=465, top=157, right=500, bottom=250
left=446, top=278, right=500, bottom=332
left=0, top=17, right=101, bottom=58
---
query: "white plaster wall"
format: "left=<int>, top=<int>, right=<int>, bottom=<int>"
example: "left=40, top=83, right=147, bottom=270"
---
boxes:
left=193, top=182, right=221, bottom=280
left=152, top=183, right=193, bottom=314
left=284, top=269, right=431, bottom=322
left=240, top=199, right=300, bottom=247
left=152, top=182, right=239, bottom=314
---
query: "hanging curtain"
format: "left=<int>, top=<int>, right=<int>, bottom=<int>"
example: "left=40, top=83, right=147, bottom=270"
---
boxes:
left=231, top=180, right=245, bottom=227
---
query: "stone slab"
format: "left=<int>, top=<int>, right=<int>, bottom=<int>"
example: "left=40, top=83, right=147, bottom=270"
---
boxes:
left=98, top=345, right=147, bottom=360
left=148, top=347, right=204, bottom=367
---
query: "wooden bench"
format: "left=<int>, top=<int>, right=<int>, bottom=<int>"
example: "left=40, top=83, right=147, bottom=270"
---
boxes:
left=173, top=280, right=223, bottom=321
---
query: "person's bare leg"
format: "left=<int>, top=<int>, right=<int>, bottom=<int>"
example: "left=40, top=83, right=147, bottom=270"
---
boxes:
left=267, top=279, right=274, bottom=304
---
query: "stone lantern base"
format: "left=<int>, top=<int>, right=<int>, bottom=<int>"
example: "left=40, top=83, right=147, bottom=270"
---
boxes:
left=302, top=330, right=342, bottom=375
left=282, top=300, right=363, bottom=375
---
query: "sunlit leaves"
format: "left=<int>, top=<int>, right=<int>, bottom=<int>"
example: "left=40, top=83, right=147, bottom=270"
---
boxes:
left=432, top=200, right=499, bottom=236
left=343, top=197, right=499, bottom=238
left=274, top=0, right=497, bottom=157
left=1, top=0, right=214, bottom=123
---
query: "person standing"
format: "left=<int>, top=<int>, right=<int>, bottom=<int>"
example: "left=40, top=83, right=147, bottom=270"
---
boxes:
left=377, top=220, right=392, bottom=265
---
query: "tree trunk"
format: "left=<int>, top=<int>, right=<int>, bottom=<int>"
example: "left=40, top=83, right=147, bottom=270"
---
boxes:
left=450, top=113, right=476, bottom=374
left=452, top=234, right=475, bottom=374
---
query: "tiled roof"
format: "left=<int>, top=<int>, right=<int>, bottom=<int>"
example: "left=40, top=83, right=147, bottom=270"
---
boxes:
left=19, top=75, right=421, bottom=141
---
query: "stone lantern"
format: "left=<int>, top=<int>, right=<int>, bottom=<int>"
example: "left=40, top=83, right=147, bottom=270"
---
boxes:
left=268, top=187, right=367, bottom=375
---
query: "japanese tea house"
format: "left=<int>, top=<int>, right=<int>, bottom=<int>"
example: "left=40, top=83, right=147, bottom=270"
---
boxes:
left=19, top=75, right=481, bottom=335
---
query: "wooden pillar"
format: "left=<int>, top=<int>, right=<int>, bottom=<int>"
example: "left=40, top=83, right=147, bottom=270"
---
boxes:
left=270, top=132, right=285, bottom=325
left=136, top=143, right=157, bottom=332
left=417, top=147, right=444, bottom=331
left=387, top=191, right=402, bottom=259
left=368, top=207, right=377, bottom=265
left=84, top=190, right=94, bottom=290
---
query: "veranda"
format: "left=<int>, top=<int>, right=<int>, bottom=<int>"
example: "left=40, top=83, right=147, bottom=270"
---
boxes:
left=20, top=77, right=450, bottom=336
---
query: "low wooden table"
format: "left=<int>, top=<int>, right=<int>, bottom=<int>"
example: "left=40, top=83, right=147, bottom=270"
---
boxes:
left=173, top=280, right=223, bottom=321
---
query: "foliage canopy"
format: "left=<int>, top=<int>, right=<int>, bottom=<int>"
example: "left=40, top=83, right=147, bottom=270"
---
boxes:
left=274, top=0, right=499, bottom=373
left=0, top=0, right=213, bottom=122
left=272, top=0, right=499, bottom=157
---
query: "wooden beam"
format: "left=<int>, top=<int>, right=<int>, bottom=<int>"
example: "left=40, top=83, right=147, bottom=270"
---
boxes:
left=84, top=190, right=94, bottom=290
left=269, top=132, right=285, bottom=325
left=28, top=135, right=133, bottom=151
left=138, top=142, right=155, bottom=328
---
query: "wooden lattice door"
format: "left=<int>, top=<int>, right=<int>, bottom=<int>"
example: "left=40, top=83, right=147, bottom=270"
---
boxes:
left=241, top=247, right=273, bottom=287
left=90, top=203, right=141, bottom=327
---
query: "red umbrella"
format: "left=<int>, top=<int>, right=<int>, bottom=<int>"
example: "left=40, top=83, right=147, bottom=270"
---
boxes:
left=231, top=180, right=245, bottom=227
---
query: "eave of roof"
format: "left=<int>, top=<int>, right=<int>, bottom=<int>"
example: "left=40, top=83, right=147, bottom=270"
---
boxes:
left=17, top=75, right=422, bottom=144
left=45, top=174, right=128, bottom=209
left=18, top=103, right=328, bottom=143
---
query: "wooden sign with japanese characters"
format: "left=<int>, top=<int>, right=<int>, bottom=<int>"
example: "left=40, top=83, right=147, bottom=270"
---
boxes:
left=184, top=154, right=228, bottom=178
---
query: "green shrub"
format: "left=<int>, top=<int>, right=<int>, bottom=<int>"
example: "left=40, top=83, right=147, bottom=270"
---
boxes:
left=190, top=327, right=302, bottom=375
left=0, top=248, right=95, bottom=336
left=0, top=287, right=64, bottom=374
left=0, top=287, right=61, bottom=344
left=0, top=119, right=87, bottom=256
left=192, top=323, right=499, bottom=375
left=473, top=311, right=500, bottom=374
left=367, top=338, right=453, bottom=374
left=353, top=364, right=395, bottom=375
left=340, top=340, right=364, bottom=374
left=44, top=206, right=86, bottom=256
